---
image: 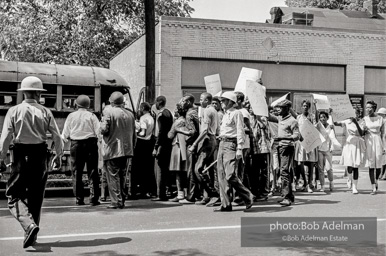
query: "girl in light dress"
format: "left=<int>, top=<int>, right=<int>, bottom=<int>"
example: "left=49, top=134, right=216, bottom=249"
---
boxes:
left=168, top=103, right=188, bottom=202
left=334, top=108, right=365, bottom=194
left=362, top=101, right=386, bottom=195
left=376, top=107, right=386, bottom=180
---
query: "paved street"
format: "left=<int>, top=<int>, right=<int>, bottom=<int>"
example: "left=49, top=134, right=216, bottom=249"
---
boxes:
left=0, top=164, right=385, bottom=256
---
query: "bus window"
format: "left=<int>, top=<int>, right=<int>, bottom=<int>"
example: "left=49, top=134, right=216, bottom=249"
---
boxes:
left=62, top=85, right=94, bottom=111
left=40, top=84, right=57, bottom=109
left=0, top=82, right=17, bottom=109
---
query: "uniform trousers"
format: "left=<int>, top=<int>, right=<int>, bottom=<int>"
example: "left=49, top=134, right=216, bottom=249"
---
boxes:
left=217, top=141, right=254, bottom=208
left=194, top=135, right=219, bottom=198
left=105, top=156, right=128, bottom=207
left=6, top=143, right=49, bottom=231
left=70, top=137, right=100, bottom=203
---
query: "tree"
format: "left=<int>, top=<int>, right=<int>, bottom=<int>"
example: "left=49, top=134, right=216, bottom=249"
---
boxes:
left=285, top=0, right=386, bottom=13
left=0, top=0, right=194, bottom=67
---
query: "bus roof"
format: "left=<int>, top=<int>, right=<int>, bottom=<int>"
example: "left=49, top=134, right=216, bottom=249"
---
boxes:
left=0, top=60, right=129, bottom=88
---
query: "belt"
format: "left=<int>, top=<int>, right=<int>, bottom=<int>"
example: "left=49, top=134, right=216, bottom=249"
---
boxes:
left=219, top=137, right=237, bottom=143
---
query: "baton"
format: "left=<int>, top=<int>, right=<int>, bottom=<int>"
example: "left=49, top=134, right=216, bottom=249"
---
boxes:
left=202, top=160, right=218, bottom=174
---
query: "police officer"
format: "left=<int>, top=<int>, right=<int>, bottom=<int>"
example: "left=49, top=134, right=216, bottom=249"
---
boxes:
left=215, top=91, right=255, bottom=212
left=62, top=95, right=100, bottom=206
left=0, top=76, right=63, bottom=248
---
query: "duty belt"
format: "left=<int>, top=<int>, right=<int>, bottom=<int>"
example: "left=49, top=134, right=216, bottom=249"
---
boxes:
left=219, top=137, right=237, bottom=143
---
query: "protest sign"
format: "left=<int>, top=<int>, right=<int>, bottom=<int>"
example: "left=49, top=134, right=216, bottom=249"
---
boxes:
left=204, top=74, right=222, bottom=96
left=327, top=94, right=356, bottom=122
left=246, top=80, right=268, bottom=116
left=299, top=119, right=325, bottom=153
left=312, top=93, right=330, bottom=110
left=271, top=93, right=290, bottom=107
left=235, top=67, right=262, bottom=95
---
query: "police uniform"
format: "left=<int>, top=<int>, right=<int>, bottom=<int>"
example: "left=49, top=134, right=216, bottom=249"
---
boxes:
left=0, top=76, right=63, bottom=248
left=215, top=91, right=254, bottom=211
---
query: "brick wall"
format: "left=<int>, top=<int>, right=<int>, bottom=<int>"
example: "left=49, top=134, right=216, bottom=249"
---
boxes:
left=159, top=17, right=385, bottom=108
left=111, top=17, right=385, bottom=110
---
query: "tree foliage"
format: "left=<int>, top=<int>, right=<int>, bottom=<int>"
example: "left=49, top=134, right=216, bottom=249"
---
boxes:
left=285, top=0, right=386, bottom=13
left=0, top=0, right=194, bottom=67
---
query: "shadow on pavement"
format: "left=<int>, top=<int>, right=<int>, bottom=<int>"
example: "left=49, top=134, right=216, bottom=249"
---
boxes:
left=278, top=244, right=385, bottom=256
left=27, top=237, right=131, bottom=253
left=77, top=248, right=215, bottom=256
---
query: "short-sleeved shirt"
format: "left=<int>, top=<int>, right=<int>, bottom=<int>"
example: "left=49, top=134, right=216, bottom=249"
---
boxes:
left=139, top=113, right=155, bottom=140
left=200, top=105, right=218, bottom=136
left=219, top=108, right=245, bottom=149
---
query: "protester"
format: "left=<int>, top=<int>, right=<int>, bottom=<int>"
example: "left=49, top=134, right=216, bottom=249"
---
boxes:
left=101, top=91, right=136, bottom=209
left=62, top=95, right=100, bottom=206
left=376, top=107, right=386, bottom=180
left=188, top=92, right=219, bottom=206
left=334, top=115, right=365, bottom=194
left=178, top=94, right=200, bottom=204
left=132, top=102, right=155, bottom=198
left=315, top=110, right=335, bottom=192
left=293, top=100, right=318, bottom=193
left=268, top=106, right=281, bottom=196
left=268, top=99, right=300, bottom=206
left=168, top=103, right=188, bottom=202
left=0, top=76, right=63, bottom=248
left=250, top=112, right=271, bottom=201
left=152, top=96, right=173, bottom=201
left=362, top=101, right=385, bottom=195
left=215, top=91, right=255, bottom=212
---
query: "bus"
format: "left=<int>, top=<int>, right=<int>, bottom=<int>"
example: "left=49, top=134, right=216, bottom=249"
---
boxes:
left=0, top=60, right=135, bottom=187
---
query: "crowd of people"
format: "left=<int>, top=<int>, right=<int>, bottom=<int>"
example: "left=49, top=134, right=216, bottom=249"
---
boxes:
left=0, top=76, right=385, bottom=248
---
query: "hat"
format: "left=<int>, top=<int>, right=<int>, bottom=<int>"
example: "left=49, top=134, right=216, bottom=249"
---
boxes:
left=109, top=91, right=124, bottom=105
left=17, top=76, right=46, bottom=91
left=75, top=95, right=90, bottom=108
left=220, top=91, right=237, bottom=103
left=377, top=107, right=386, bottom=115
left=276, top=99, right=292, bottom=108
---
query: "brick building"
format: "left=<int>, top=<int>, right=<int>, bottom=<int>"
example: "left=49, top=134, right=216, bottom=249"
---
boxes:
left=110, top=5, right=386, bottom=114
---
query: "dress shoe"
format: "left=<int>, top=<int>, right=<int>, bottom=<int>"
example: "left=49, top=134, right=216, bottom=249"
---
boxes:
left=245, top=196, right=255, bottom=210
left=206, top=197, right=220, bottom=207
left=90, top=201, right=101, bottom=206
left=279, top=198, right=292, bottom=206
left=255, top=195, right=268, bottom=201
left=100, top=197, right=107, bottom=202
left=179, top=199, right=195, bottom=204
left=195, top=198, right=210, bottom=205
left=23, top=223, right=39, bottom=248
left=231, top=201, right=245, bottom=207
left=151, top=197, right=168, bottom=201
left=213, top=206, right=232, bottom=212
left=76, top=200, right=85, bottom=206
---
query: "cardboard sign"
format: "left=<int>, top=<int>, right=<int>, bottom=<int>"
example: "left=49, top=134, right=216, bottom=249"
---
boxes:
left=246, top=80, right=268, bottom=116
left=204, top=74, right=222, bottom=96
left=271, top=93, right=290, bottom=107
left=327, top=94, right=356, bottom=122
left=235, top=67, right=262, bottom=95
left=299, top=119, right=325, bottom=153
left=312, top=93, right=330, bottom=110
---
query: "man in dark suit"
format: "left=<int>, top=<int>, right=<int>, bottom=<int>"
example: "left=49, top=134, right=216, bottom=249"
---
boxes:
left=152, top=96, right=173, bottom=201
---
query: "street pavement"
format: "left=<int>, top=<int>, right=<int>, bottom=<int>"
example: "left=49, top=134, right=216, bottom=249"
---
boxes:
left=0, top=164, right=385, bottom=256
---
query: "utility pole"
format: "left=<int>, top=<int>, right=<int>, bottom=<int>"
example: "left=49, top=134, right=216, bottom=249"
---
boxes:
left=145, top=0, right=155, bottom=104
